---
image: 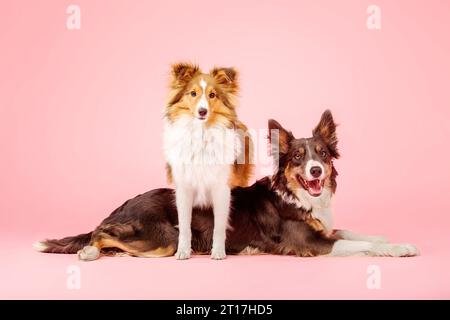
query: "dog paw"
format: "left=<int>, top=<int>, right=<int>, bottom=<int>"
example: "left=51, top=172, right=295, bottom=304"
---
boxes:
left=77, top=245, right=100, bottom=261
left=211, top=248, right=226, bottom=260
left=392, top=243, right=420, bottom=257
left=372, top=243, right=419, bottom=257
left=175, top=247, right=191, bottom=260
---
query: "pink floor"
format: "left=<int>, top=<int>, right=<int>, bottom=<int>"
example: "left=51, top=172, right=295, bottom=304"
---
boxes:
left=1, top=231, right=449, bottom=300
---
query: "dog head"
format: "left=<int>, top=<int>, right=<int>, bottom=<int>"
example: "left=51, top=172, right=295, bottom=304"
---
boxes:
left=269, top=110, right=339, bottom=205
left=166, top=62, right=239, bottom=127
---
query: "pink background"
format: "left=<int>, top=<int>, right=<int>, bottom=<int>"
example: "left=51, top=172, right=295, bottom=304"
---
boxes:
left=1, top=0, right=450, bottom=299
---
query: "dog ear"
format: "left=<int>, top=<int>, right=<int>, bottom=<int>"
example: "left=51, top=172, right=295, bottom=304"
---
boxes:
left=170, top=62, right=200, bottom=87
left=268, top=119, right=293, bottom=155
left=313, top=110, right=340, bottom=158
left=210, top=67, right=239, bottom=94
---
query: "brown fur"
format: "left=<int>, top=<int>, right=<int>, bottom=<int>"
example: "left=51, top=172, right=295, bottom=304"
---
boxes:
left=313, top=109, right=340, bottom=159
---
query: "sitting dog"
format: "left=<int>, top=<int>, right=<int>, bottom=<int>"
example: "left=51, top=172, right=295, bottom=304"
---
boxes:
left=34, top=110, right=418, bottom=260
left=164, top=63, right=253, bottom=260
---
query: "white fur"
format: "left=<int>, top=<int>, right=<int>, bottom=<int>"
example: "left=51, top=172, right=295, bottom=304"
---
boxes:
left=335, top=230, right=389, bottom=243
left=33, top=241, right=48, bottom=252
left=328, top=240, right=373, bottom=256
left=210, top=183, right=230, bottom=259
left=174, top=185, right=194, bottom=259
left=329, top=240, right=419, bottom=257
left=369, top=243, right=420, bottom=257
left=200, top=78, right=207, bottom=92
left=312, top=207, right=333, bottom=232
left=78, top=245, right=100, bottom=261
left=274, top=182, right=334, bottom=232
left=305, top=159, right=325, bottom=180
left=196, top=79, right=209, bottom=117
left=164, top=116, right=241, bottom=260
left=164, top=117, right=239, bottom=206
left=274, top=189, right=302, bottom=208
left=298, top=187, right=333, bottom=230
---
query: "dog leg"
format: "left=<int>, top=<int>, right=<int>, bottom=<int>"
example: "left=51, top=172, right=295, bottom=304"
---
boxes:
left=328, top=240, right=419, bottom=257
left=175, top=186, right=194, bottom=260
left=211, top=185, right=230, bottom=260
left=334, top=230, right=389, bottom=243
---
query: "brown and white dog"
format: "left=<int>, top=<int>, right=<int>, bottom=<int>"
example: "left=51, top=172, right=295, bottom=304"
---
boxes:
left=34, top=110, right=418, bottom=259
left=163, top=63, right=253, bottom=259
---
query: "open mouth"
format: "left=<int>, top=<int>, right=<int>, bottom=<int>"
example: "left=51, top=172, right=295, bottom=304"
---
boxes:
left=296, top=175, right=324, bottom=197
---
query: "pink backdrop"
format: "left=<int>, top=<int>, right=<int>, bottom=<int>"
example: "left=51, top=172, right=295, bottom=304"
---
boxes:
left=1, top=0, right=450, bottom=299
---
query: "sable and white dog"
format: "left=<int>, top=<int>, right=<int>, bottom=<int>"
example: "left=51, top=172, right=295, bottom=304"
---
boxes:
left=163, top=63, right=253, bottom=260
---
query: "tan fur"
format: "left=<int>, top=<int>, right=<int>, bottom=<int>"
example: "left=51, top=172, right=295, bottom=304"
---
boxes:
left=238, top=246, right=264, bottom=255
left=166, top=163, right=173, bottom=185
left=192, top=250, right=209, bottom=255
left=90, top=233, right=175, bottom=258
left=277, top=245, right=315, bottom=257
left=229, top=120, right=254, bottom=187
left=304, top=216, right=325, bottom=233
left=284, top=163, right=303, bottom=194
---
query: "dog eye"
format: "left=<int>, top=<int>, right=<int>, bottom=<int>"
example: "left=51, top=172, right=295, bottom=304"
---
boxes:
left=209, top=92, right=216, bottom=99
left=190, top=91, right=197, bottom=97
left=294, top=152, right=302, bottom=160
left=321, top=150, right=327, bottom=158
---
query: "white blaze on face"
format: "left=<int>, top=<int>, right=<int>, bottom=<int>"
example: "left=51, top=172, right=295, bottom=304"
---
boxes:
left=302, top=140, right=326, bottom=196
left=305, top=159, right=325, bottom=181
left=196, top=78, right=209, bottom=118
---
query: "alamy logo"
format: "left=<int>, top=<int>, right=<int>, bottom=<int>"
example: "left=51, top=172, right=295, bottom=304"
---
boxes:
left=167, top=128, right=278, bottom=177
left=66, top=5, right=81, bottom=30
left=366, top=265, right=381, bottom=289
left=66, top=265, right=81, bottom=290
left=366, top=5, right=381, bottom=30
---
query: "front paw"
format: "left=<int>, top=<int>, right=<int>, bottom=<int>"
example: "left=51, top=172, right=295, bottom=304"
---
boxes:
left=211, top=247, right=226, bottom=260
left=391, top=243, right=420, bottom=257
left=372, top=243, right=419, bottom=257
left=175, top=247, right=191, bottom=260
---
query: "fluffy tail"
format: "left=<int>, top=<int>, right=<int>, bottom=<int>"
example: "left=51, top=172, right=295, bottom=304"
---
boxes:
left=33, top=232, right=93, bottom=254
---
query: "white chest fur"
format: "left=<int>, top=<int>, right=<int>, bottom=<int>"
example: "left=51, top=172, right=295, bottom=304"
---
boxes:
left=163, top=117, right=241, bottom=207
left=297, top=187, right=333, bottom=232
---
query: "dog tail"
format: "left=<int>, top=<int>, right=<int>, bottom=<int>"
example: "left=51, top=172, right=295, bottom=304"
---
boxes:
left=33, top=232, right=93, bottom=254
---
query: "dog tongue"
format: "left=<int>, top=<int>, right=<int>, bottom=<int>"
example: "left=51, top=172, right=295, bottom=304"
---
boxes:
left=308, top=179, right=322, bottom=195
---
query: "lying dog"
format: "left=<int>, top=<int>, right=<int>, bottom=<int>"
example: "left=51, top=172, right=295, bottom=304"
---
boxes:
left=34, top=110, right=419, bottom=260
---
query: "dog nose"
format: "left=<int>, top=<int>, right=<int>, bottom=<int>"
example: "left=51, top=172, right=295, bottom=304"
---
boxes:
left=198, top=108, right=208, bottom=117
left=310, top=166, right=322, bottom=178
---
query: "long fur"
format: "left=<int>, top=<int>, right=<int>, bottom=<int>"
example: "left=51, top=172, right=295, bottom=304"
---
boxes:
left=34, top=232, right=92, bottom=254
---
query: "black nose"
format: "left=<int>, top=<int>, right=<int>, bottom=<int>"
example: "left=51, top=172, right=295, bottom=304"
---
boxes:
left=198, top=108, right=208, bottom=117
left=310, top=166, right=322, bottom=178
